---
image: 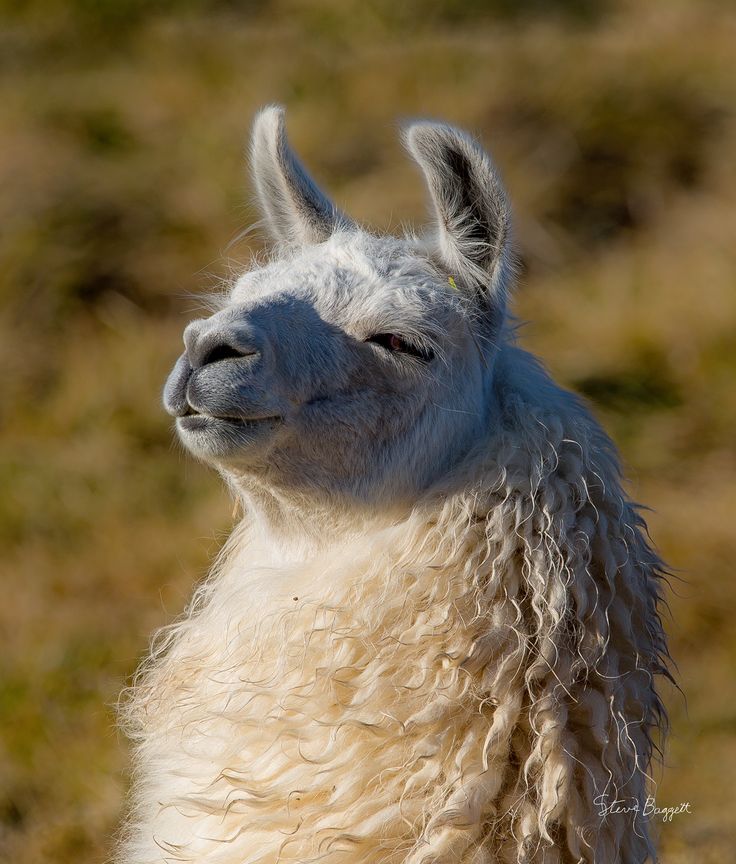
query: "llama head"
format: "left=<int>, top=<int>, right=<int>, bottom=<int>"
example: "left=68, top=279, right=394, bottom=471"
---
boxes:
left=164, top=106, right=513, bottom=512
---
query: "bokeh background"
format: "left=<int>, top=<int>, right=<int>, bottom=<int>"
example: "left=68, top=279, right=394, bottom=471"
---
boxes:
left=1, top=0, right=735, bottom=861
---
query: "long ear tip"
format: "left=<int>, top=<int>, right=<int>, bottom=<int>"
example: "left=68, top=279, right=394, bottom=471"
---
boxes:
left=402, top=119, right=506, bottom=196
left=403, top=118, right=478, bottom=155
left=254, top=103, right=285, bottom=125
left=401, top=120, right=450, bottom=159
left=251, top=104, right=286, bottom=152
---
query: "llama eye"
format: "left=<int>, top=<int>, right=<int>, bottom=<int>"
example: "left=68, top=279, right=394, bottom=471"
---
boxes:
left=366, top=333, right=434, bottom=361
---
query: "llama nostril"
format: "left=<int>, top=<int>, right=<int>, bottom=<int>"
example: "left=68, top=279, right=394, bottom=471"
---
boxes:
left=185, top=317, right=261, bottom=368
left=200, top=342, right=251, bottom=367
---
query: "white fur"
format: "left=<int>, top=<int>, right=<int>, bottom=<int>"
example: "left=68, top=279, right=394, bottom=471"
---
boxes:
left=120, top=108, right=670, bottom=864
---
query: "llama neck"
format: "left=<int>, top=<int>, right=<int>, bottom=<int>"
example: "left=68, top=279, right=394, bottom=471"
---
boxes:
left=229, top=474, right=409, bottom=564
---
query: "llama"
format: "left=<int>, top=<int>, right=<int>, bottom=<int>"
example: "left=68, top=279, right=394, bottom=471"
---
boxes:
left=121, top=106, right=671, bottom=864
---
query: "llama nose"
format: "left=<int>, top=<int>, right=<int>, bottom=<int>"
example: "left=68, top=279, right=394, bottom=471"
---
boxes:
left=183, top=318, right=261, bottom=369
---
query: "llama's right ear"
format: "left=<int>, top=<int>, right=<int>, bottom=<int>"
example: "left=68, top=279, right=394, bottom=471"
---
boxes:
left=250, top=105, right=353, bottom=246
left=403, top=121, right=512, bottom=318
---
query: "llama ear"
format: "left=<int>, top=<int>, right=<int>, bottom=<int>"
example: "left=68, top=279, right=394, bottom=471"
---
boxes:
left=250, top=105, right=353, bottom=246
left=403, top=121, right=512, bottom=311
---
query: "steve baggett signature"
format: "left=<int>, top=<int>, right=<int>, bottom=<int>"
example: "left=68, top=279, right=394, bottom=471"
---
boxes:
left=594, top=794, right=692, bottom=822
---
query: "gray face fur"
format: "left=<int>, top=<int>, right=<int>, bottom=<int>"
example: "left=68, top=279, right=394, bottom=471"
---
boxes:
left=164, top=106, right=513, bottom=509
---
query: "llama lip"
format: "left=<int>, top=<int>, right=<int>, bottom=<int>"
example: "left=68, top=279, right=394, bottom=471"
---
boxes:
left=177, top=413, right=281, bottom=430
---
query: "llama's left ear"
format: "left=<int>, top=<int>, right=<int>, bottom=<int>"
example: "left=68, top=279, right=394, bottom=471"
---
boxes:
left=403, top=121, right=512, bottom=318
left=250, top=105, right=354, bottom=246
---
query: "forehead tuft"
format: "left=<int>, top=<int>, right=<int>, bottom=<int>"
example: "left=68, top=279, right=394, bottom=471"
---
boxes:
left=232, top=231, right=442, bottom=297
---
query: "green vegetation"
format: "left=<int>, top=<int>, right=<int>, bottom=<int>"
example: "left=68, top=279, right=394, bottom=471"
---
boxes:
left=1, top=1, right=734, bottom=860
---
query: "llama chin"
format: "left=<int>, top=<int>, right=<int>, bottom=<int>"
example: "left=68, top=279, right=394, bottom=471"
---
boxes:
left=120, top=106, right=671, bottom=864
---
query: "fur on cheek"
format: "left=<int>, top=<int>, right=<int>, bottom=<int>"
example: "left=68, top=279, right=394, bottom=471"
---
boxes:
left=119, top=399, right=669, bottom=864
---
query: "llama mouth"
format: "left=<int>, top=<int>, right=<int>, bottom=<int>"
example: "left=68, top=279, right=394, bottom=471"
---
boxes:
left=177, top=412, right=282, bottom=431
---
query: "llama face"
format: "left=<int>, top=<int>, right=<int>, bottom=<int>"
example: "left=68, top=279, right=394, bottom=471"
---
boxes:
left=164, top=107, right=513, bottom=507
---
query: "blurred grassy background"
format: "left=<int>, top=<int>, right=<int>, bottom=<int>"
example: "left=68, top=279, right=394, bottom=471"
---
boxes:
left=1, top=0, right=734, bottom=861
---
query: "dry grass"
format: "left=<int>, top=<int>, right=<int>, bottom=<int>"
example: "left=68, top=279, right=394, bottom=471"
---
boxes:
left=1, top=0, right=734, bottom=860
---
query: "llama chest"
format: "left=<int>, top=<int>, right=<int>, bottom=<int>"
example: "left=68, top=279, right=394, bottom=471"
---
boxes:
left=126, top=561, right=524, bottom=864
left=124, top=474, right=666, bottom=864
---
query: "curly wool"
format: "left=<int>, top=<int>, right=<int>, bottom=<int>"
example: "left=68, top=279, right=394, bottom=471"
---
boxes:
left=121, top=356, right=670, bottom=864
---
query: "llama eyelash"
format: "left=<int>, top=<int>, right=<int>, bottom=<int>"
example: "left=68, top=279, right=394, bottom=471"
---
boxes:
left=365, top=332, right=435, bottom=361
